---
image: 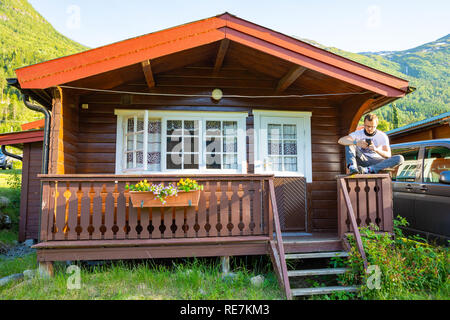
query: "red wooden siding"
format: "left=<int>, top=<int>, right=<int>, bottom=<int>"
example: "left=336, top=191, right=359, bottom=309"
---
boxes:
left=19, top=142, right=43, bottom=241
left=70, top=63, right=343, bottom=232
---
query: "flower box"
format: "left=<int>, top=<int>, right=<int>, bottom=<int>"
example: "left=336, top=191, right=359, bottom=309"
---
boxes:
left=129, top=190, right=201, bottom=208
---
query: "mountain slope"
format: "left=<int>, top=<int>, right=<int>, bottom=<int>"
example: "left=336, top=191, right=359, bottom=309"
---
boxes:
left=300, top=34, right=449, bottom=129
left=0, top=0, right=88, bottom=133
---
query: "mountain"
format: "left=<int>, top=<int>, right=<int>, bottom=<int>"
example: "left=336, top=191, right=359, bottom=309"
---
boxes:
left=299, top=34, right=450, bottom=130
left=0, top=0, right=88, bottom=133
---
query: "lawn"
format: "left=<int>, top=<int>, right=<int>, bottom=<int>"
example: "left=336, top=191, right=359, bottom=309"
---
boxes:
left=0, top=171, right=448, bottom=300
left=0, top=255, right=284, bottom=300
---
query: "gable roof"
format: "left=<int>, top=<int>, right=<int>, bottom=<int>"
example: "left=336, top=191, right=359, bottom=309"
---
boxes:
left=15, top=13, right=410, bottom=98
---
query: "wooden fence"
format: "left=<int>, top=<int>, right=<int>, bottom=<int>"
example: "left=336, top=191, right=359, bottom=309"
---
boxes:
left=38, top=174, right=274, bottom=242
left=337, top=174, right=393, bottom=238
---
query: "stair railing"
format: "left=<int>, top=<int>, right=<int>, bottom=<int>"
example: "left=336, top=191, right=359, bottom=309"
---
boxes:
left=268, top=179, right=292, bottom=299
left=338, top=178, right=368, bottom=270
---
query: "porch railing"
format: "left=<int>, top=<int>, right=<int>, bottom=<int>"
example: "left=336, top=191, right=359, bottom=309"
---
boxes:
left=337, top=174, right=394, bottom=238
left=38, top=174, right=274, bottom=242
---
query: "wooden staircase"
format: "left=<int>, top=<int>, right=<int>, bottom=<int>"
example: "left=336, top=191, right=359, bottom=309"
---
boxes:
left=267, top=178, right=367, bottom=300
left=285, top=250, right=359, bottom=297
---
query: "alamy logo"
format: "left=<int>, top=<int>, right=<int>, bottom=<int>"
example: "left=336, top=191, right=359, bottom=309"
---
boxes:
left=66, top=5, right=81, bottom=30
left=366, top=265, right=381, bottom=290
left=66, top=265, right=81, bottom=290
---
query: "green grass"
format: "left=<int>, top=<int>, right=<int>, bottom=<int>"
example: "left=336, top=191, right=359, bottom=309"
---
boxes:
left=0, top=169, right=21, bottom=245
left=0, top=256, right=283, bottom=300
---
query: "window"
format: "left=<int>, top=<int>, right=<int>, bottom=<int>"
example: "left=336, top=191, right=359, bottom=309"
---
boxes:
left=115, top=110, right=247, bottom=174
left=423, top=146, right=450, bottom=183
left=392, top=147, right=420, bottom=182
left=253, top=110, right=312, bottom=182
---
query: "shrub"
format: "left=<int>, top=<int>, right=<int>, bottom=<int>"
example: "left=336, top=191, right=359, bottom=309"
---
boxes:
left=336, top=216, right=449, bottom=299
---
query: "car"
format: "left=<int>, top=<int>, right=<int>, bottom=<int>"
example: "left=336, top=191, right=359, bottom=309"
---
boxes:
left=0, top=149, right=13, bottom=170
left=391, top=139, right=450, bottom=245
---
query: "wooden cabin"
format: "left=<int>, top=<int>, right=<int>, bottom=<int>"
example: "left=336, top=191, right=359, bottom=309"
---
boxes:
left=387, top=111, right=450, bottom=144
left=0, top=120, right=44, bottom=242
left=9, top=13, right=411, bottom=298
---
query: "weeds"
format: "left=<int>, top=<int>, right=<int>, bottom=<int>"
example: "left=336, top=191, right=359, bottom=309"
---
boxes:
left=336, top=216, right=449, bottom=300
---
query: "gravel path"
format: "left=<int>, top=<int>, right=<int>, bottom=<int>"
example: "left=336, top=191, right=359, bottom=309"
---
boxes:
left=0, top=241, right=36, bottom=260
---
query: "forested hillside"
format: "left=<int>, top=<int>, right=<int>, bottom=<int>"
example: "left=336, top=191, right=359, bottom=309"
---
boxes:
left=0, top=0, right=88, bottom=133
left=0, top=0, right=448, bottom=134
left=301, top=34, right=449, bottom=130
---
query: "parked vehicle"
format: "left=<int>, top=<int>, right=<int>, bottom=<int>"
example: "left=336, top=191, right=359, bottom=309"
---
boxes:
left=391, top=139, right=450, bottom=244
left=0, top=149, right=13, bottom=170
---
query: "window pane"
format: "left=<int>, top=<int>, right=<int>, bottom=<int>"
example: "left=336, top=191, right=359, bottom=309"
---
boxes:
left=167, top=153, right=182, bottom=169
left=184, top=120, right=198, bottom=136
left=392, top=148, right=420, bottom=182
left=268, top=124, right=282, bottom=139
left=184, top=137, right=199, bottom=153
left=126, top=152, right=133, bottom=169
left=206, top=137, right=221, bottom=152
left=283, top=125, right=296, bottom=139
left=137, top=119, right=144, bottom=132
left=147, top=152, right=161, bottom=171
left=136, top=133, right=144, bottom=150
left=284, top=157, right=297, bottom=171
left=167, top=137, right=182, bottom=152
left=284, top=140, right=297, bottom=155
left=223, top=121, right=237, bottom=136
left=127, top=135, right=134, bottom=151
left=167, top=120, right=182, bottom=135
left=223, top=137, right=237, bottom=153
left=424, top=146, right=450, bottom=183
left=206, top=153, right=221, bottom=169
left=269, top=157, right=282, bottom=171
left=223, top=154, right=237, bottom=169
left=136, top=151, right=143, bottom=168
left=148, top=120, right=161, bottom=134
left=127, top=118, right=134, bottom=133
left=268, top=140, right=281, bottom=155
left=184, top=154, right=199, bottom=169
left=206, top=121, right=221, bottom=136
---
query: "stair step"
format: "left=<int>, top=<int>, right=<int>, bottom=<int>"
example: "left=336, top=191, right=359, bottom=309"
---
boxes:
left=285, top=251, right=349, bottom=260
left=292, top=286, right=360, bottom=296
left=288, top=268, right=350, bottom=277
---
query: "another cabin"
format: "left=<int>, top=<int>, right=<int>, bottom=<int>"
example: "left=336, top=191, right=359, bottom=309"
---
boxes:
left=387, top=111, right=450, bottom=144
left=0, top=120, right=44, bottom=241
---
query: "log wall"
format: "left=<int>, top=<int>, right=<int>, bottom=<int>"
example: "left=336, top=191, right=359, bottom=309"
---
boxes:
left=51, top=64, right=344, bottom=232
left=19, top=141, right=42, bottom=241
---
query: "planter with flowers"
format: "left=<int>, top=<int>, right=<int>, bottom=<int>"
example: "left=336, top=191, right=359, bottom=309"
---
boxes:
left=125, top=178, right=203, bottom=208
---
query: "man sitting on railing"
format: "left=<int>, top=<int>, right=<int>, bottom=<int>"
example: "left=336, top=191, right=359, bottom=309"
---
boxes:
left=338, top=114, right=404, bottom=174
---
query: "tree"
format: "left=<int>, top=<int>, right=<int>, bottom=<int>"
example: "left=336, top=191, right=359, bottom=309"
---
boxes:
left=0, top=68, right=6, bottom=103
left=392, top=104, right=399, bottom=129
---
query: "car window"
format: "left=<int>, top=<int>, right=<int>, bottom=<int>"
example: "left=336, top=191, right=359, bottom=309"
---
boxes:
left=391, top=147, right=420, bottom=182
left=423, top=146, right=450, bottom=183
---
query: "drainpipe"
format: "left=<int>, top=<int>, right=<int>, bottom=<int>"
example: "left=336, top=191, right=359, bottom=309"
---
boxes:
left=23, top=95, right=51, bottom=174
left=1, top=145, right=22, bottom=161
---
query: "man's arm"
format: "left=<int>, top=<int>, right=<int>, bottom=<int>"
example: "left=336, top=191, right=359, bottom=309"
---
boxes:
left=369, top=144, right=391, bottom=158
left=338, top=135, right=368, bottom=148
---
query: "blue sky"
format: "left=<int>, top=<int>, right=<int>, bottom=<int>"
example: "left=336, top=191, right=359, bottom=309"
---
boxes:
left=28, top=0, right=449, bottom=53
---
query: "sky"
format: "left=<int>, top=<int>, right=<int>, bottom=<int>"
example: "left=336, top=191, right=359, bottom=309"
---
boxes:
left=28, top=0, right=450, bottom=53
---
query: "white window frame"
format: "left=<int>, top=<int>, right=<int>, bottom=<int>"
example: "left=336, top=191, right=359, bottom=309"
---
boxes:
left=115, top=110, right=248, bottom=175
left=253, top=110, right=312, bottom=182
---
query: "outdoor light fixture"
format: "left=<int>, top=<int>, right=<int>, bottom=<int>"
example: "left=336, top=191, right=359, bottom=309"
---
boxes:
left=211, top=88, right=223, bottom=101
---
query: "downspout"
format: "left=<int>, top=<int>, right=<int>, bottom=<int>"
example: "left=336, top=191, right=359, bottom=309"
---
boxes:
left=1, top=145, right=23, bottom=161
left=23, top=95, right=51, bottom=174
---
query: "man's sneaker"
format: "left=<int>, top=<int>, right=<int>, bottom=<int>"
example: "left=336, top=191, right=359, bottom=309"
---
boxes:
left=358, top=166, right=374, bottom=174
left=348, top=164, right=359, bottom=175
